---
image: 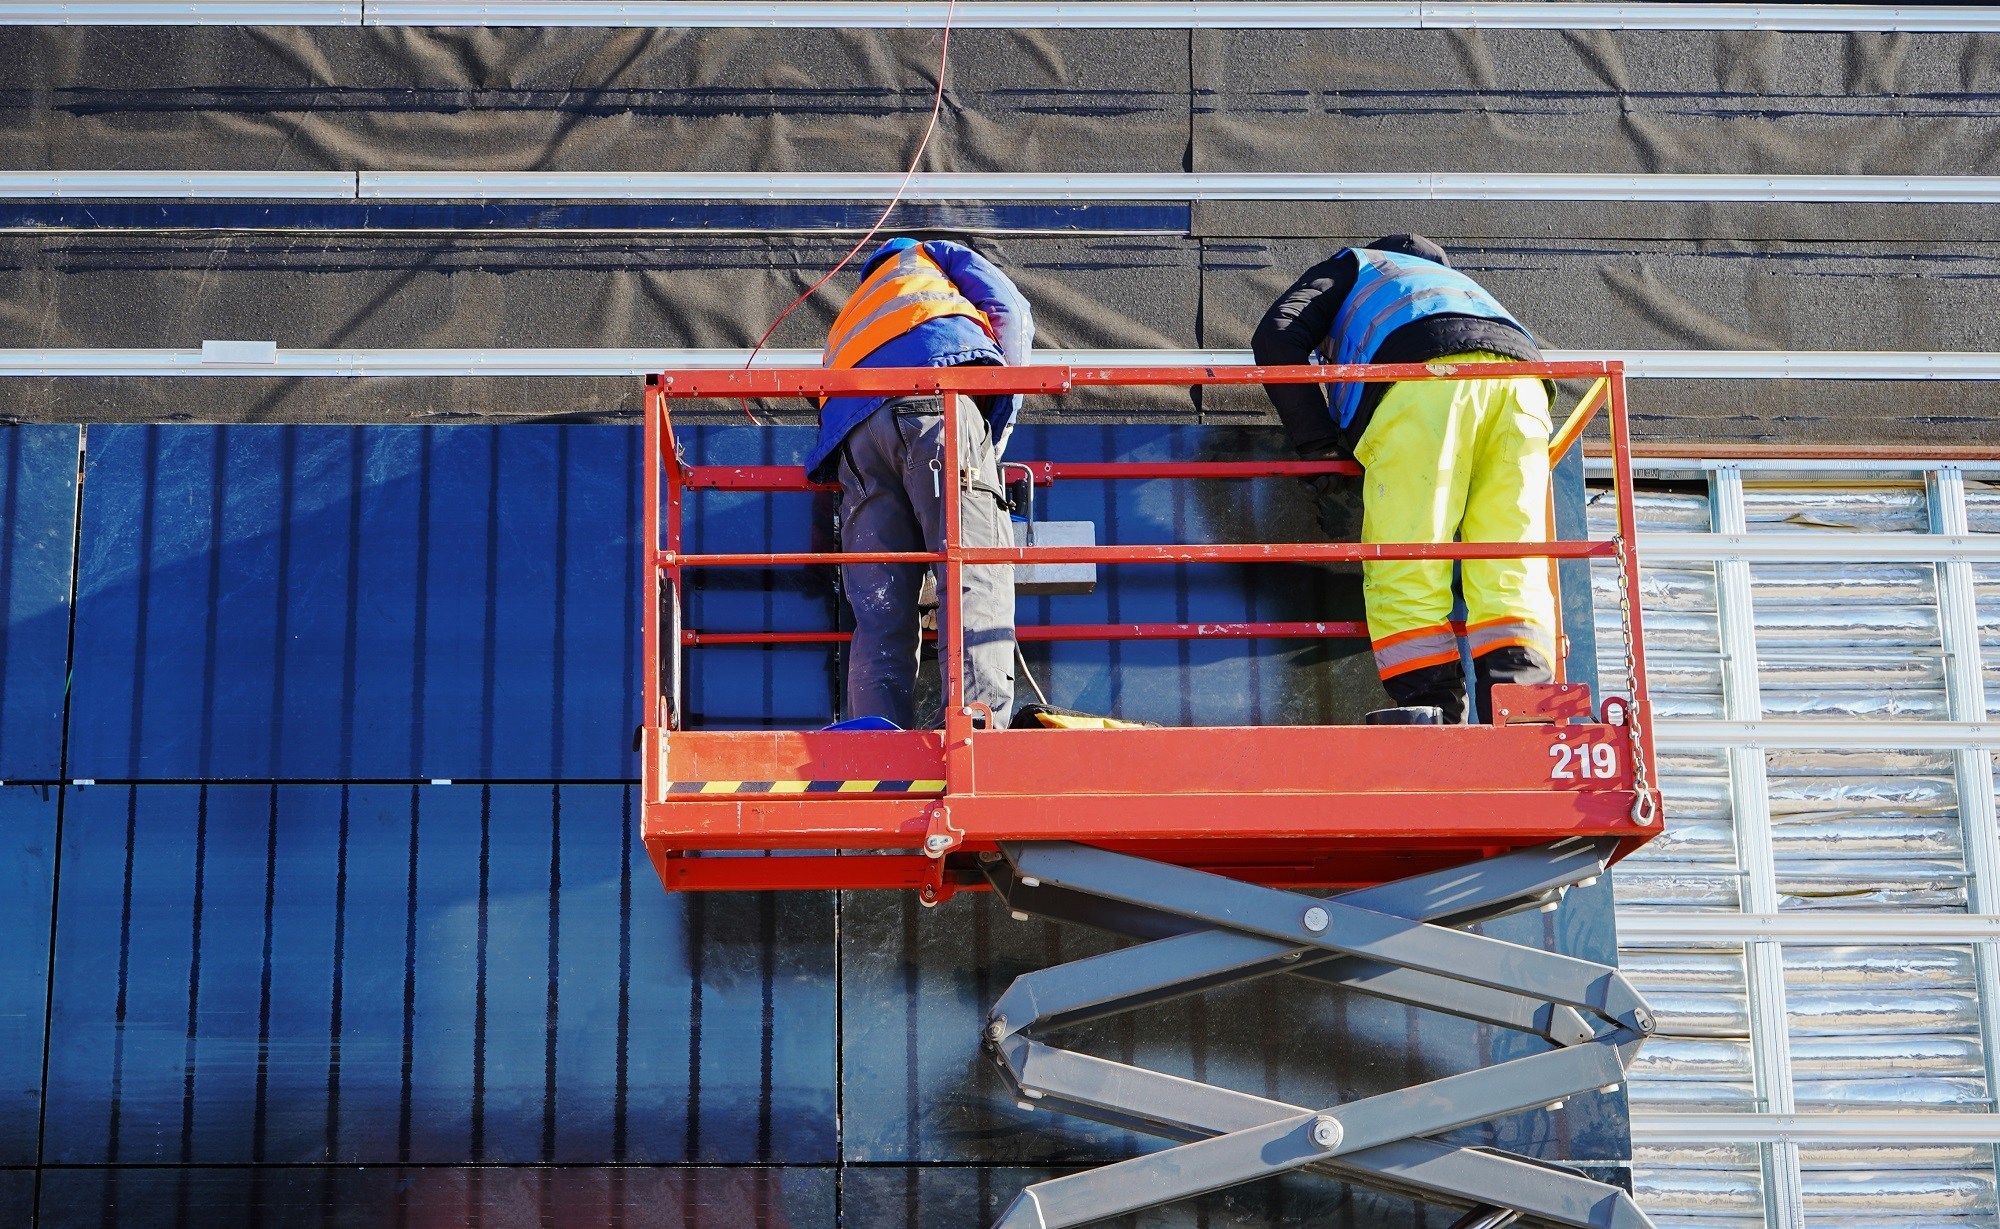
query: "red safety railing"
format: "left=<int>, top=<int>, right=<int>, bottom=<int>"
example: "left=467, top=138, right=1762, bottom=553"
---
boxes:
left=640, top=361, right=1657, bottom=899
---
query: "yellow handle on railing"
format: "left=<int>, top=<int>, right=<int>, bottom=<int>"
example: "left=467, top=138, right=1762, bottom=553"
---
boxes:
left=1549, top=377, right=1610, bottom=464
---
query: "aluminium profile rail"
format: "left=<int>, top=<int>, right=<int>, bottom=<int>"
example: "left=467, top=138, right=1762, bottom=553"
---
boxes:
left=11, top=2, right=1997, bottom=30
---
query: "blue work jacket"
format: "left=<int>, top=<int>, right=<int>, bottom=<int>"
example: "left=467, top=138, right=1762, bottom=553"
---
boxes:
left=806, top=238, right=1034, bottom=481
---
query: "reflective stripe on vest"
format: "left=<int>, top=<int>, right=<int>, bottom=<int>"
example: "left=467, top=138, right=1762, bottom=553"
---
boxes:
left=1323, top=248, right=1534, bottom=431
left=823, top=246, right=994, bottom=373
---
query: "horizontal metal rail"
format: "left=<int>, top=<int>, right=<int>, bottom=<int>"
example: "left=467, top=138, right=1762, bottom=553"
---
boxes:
left=10, top=2, right=1994, bottom=30
left=684, top=621, right=1370, bottom=645
left=1618, top=911, right=2000, bottom=943
left=1631, top=1112, right=2000, bottom=1146
left=1657, top=717, right=2000, bottom=750
left=11, top=346, right=2000, bottom=380
left=1643, top=531, right=2000, bottom=562
left=14, top=170, right=2000, bottom=203
left=367, top=170, right=2000, bottom=203
left=660, top=540, right=1616, bottom=567
left=655, top=359, right=1618, bottom=397
left=679, top=458, right=1360, bottom=490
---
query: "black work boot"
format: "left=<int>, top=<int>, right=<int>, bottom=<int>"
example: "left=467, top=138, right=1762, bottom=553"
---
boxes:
left=1381, top=660, right=1468, bottom=725
left=1472, top=645, right=1554, bottom=725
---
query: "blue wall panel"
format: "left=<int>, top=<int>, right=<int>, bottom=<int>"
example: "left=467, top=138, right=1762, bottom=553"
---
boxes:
left=0, top=425, right=79, bottom=781
left=68, top=427, right=638, bottom=781
left=43, top=784, right=836, bottom=1167
left=0, top=787, right=56, bottom=1166
left=678, top=426, right=840, bottom=728
left=35, top=1166, right=836, bottom=1229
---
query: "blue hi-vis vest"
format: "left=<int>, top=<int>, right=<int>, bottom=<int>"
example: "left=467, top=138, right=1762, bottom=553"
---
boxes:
left=1323, top=248, right=1535, bottom=430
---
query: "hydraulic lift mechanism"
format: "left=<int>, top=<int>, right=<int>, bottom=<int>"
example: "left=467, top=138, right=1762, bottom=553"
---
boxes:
left=638, top=360, right=1665, bottom=1228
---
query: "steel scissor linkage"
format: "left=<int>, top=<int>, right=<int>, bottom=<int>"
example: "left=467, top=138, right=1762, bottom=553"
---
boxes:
left=979, top=840, right=1658, bottom=1229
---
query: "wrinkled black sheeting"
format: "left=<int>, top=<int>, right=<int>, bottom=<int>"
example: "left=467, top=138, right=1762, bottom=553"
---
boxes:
left=11, top=27, right=2000, bottom=178
left=11, top=231, right=1997, bottom=356
left=1194, top=28, right=2000, bottom=175
left=0, top=233, right=1200, bottom=421
left=3, top=229, right=1997, bottom=442
left=1194, top=200, right=2000, bottom=244
left=1201, top=237, right=2000, bottom=354
left=0, top=26, right=1192, bottom=173
left=1203, top=236, right=2000, bottom=446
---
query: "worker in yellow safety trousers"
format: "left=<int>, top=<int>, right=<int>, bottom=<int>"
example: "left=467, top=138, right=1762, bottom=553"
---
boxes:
left=1252, top=234, right=1558, bottom=724
left=807, top=237, right=1033, bottom=729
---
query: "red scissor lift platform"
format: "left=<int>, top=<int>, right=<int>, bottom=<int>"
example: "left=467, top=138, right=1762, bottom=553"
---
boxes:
left=641, top=361, right=1665, bottom=1229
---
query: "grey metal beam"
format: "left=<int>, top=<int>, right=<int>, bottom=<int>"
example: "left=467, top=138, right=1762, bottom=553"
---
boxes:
left=10, top=346, right=2000, bottom=381
left=15, top=169, right=2000, bottom=203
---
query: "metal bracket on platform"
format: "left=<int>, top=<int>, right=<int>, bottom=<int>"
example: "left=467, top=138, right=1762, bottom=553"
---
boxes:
left=978, top=839, right=1657, bottom=1229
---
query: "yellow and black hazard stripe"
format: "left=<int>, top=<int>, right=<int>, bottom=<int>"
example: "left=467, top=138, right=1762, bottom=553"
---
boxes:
left=666, top=779, right=945, bottom=795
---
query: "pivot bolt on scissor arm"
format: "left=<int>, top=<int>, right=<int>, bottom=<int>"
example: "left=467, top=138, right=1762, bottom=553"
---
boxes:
left=979, top=839, right=1657, bottom=1229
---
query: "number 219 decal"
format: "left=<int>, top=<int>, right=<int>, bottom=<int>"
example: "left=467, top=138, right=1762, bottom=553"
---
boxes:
left=1549, top=741, right=1619, bottom=781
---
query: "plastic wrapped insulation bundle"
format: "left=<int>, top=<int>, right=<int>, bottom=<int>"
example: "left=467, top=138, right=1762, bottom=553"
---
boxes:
left=1591, top=480, right=1996, bottom=1224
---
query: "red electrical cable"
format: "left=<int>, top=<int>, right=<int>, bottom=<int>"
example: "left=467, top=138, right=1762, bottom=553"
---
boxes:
left=738, top=0, right=959, bottom=421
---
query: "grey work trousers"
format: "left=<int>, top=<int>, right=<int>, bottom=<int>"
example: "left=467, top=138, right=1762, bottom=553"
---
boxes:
left=837, top=397, right=1016, bottom=727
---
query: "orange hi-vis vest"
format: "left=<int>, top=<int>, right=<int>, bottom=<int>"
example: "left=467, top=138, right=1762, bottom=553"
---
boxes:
left=822, top=245, right=996, bottom=374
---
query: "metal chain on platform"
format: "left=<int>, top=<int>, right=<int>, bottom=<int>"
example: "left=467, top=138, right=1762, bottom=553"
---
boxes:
left=1612, top=536, right=1657, bottom=827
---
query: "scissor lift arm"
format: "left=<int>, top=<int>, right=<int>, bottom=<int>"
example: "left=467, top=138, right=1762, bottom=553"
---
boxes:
left=982, top=839, right=1655, bottom=1229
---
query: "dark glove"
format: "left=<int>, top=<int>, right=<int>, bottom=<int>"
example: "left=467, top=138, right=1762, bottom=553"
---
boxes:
left=1298, top=447, right=1363, bottom=541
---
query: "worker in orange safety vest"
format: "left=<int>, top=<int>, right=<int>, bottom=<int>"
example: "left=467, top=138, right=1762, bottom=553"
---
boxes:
left=807, top=237, right=1034, bottom=728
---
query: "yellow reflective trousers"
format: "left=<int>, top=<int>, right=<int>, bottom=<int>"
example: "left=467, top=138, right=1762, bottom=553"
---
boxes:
left=1352, top=352, right=1557, bottom=684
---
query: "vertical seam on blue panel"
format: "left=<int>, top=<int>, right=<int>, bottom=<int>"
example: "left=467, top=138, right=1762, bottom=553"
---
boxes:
left=1174, top=440, right=1193, bottom=727
left=471, top=784, right=491, bottom=1161
left=831, top=885, right=844, bottom=1223
left=542, top=783, right=561, bottom=1163
left=971, top=892, right=992, bottom=1150
left=338, top=433, right=364, bottom=776
left=1101, top=425, right=1122, bottom=715
left=758, top=893, right=775, bottom=1162
left=196, top=430, right=227, bottom=778
left=37, top=425, right=85, bottom=1219
left=684, top=893, right=705, bottom=1163
left=762, top=428, right=775, bottom=722
left=410, top=433, right=433, bottom=779
left=622, top=428, right=638, bottom=780
left=900, top=895, right=918, bottom=1169
left=104, top=786, right=139, bottom=1168
left=396, top=785, right=419, bottom=1162
left=252, top=781, right=280, bottom=1162
left=614, top=787, right=631, bottom=1162
left=552, top=430, right=569, bottom=778
left=180, top=785, right=210, bottom=1169
left=269, top=429, right=297, bottom=777
left=127, top=428, right=159, bottom=779
left=479, top=435, right=500, bottom=777
left=325, top=785, right=350, bottom=1162
left=0, top=428, right=17, bottom=771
